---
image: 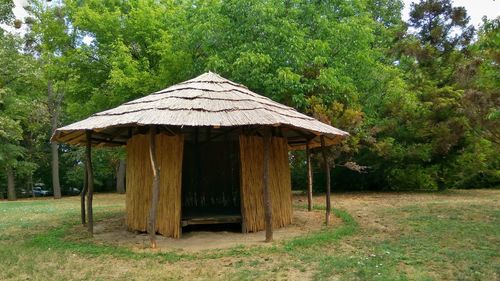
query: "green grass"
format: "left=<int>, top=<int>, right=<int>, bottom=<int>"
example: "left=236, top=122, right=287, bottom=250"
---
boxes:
left=0, top=191, right=498, bottom=280
left=283, top=209, right=358, bottom=251
left=311, top=198, right=500, bottom=281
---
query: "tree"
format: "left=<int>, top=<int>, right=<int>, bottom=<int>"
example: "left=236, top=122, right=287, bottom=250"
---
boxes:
left=0, top=0, right=14, bottom=25
left=0, top=33, right=43, bottom=200
left=25, top=1, right=78, bottom=199
left=375, top=0, right=498, bottom=190
left=460, top=17, right=500, bottom=145
left=408, top=0, right=474, bottom=51
left=403, top=0, right=474, bottom=84
left=0, top=0, right=496, bottom=196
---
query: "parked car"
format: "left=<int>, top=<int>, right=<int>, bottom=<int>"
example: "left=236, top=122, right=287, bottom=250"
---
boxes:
left=20, top=188, right=32, bottom=197
left=63, top=187, right=81, bottom=196
left=32, top=184, right=52, bottom=197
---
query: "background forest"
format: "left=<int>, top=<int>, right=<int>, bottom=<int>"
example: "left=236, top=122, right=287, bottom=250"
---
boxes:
left=0, top=0, right=498, bottom=200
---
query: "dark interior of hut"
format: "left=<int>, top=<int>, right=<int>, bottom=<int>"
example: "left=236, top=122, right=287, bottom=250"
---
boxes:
left=181, top=130, right=242, bottom=230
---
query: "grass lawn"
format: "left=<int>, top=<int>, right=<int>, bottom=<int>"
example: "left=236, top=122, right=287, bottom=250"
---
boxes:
left=0, top=190, right=498, bottom=280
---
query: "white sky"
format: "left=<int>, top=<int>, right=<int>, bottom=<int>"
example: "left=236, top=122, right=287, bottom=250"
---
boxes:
left=13, top=0, right=28, bottom=18
left=1, top=0, right=27, bottom=34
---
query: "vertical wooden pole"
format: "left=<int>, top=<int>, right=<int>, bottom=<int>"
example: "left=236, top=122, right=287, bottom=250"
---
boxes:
left=306, top=142, right=313, bottom=211
left=148, top=126, right=160, bottom=249
left=239, top=133, right=247, bottom=234
left=85, top=130, right=94, bottom=236
left=263, top=131, right=273, bottom=242
left=320, top=136, right=331, bottom=226
left=81, top=162, right=88, bottom=226
left=116, top=159, right=126, bottom=194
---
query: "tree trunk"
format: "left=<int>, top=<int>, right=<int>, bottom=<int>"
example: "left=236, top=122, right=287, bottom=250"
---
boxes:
left=51, top=142, right=61, bottom=198
left=28, top=172, right=34, bottom=198
left=263, top=132, right=273, bottom=242
left=116, top=159, right=126, bottom=194
left=148, top=127, right=160, bottom=249
left=320, top=136, right=331, bottom=226
left=81, top=163, right=88, bottom=226
left=306, top=142, right=313, bottom=211
left=7, top=168, right=16, bottom=201
left=48, top=80, right=61, bottom=199
left=85, top=131, right=94, bottom=236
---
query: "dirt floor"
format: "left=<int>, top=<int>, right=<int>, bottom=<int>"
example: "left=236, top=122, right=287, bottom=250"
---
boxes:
left=91, top=209, right=338, bottom=251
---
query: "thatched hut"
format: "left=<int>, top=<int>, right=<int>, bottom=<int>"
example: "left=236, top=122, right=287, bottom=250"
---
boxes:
left=52, top=72, right=348, bottom=245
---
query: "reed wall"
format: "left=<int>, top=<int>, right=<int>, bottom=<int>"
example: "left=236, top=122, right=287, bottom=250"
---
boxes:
left=125, top=133, right=184, bottom=238
left=239, top=135, right=293, bottom=232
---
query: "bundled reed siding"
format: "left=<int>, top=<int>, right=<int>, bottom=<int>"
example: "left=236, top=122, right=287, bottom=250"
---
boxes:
left=126, top=133, right=184, bottom=238
left=239, top=135, right=293, bottom=232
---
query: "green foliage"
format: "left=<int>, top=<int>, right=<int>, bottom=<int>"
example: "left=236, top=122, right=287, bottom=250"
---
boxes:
left=0, top=33, right=47, bottom=196
left=408, top=0, right=474, bottom=51
left=0, top=0, right=14, bottom=25
left=444, top=138, right=500, bottom=188
left=387, top=165, right=438, bottom=190
left=0, top=0, right=498, bottom=193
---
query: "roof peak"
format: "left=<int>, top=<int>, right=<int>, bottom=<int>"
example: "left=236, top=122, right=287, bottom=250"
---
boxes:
left=179, top=71, right=248, bottom=89
left=191, top=71, right=226, bottom=79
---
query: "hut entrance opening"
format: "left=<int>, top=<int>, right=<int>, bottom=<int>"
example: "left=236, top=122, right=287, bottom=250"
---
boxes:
left=181, top=130, right=242, bottom=230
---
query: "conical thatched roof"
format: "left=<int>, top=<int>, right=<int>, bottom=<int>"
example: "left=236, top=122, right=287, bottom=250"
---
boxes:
left=52, top=72, right=348, bottom=149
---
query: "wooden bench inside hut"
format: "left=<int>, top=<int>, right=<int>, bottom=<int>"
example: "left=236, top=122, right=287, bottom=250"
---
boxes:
left=181, top=129, right=242, bottom=229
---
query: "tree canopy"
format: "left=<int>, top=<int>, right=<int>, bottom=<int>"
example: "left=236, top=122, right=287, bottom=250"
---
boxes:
left=0, top=0, right=498, bottom=198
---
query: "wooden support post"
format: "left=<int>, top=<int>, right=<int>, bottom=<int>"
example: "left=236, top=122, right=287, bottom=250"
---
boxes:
left=116, top=159, right=126, bottom=194
left=81, top=163, right=88, bottom=226
left=320, top=136, right=331, bottom=226
left=263, top=131, right=273, bottom=242
left=147, top=127, right=160, bottom=249
left=85, top=130, right=94, bottom=236
left=306, top=142, right=313, bottom=211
